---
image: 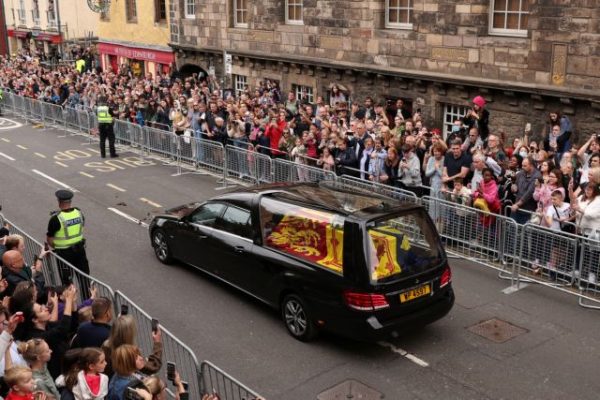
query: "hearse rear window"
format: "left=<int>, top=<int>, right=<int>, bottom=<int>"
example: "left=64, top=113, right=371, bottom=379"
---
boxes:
left=367, top=213, right=442, bottom=283
left=260, top=197, right=345, bottom=274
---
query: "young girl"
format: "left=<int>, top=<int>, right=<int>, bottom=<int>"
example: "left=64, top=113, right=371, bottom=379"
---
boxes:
left=72, top=348, right=109, bottom=400
left=4, top=366, right=48, bottom=400
left=17, top=339, right=60, bottom=399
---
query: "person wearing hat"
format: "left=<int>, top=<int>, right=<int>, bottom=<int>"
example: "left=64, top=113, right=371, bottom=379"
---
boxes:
left=462, top=95, right=490, bottom=142
left=46, top=190, right=90, bottom=292
left=96, top=95, right=118, bottom=158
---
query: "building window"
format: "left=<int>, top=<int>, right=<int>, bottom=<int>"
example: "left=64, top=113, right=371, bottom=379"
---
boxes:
left=46, top=0, right=57, bottom=28
left=233, top=0, right=248, bottom=27
left=31, top=0, right=40, bottom=25
left=285, top=0, right=303, bottom=25
left=443, top=104, right=469, bottom=140
left=293, top=84, right=314, bottom=104
left=154, top=0, right=166, bottom=22
left=18, top=0, right=26, bottom=24
left=385, top=0, right=413, bottom=29
left=125, top=0, right=137, bottom=22
left=489, top=0, right=529, bottom=37
left=233, top=75, right=248, bottom=96
left=185, top=0, right=195, bottom=18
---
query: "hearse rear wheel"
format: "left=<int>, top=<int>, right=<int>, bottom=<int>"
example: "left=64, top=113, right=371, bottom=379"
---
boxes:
left=282, top=294, right=317, bottom=341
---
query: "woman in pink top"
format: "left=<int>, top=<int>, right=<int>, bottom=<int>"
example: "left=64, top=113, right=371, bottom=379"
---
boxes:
left=472, top=168, right=501, bottom=228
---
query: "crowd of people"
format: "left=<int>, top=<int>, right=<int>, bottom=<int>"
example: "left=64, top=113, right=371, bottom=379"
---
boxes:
left=1, top=51, right=599, bottom=239
left=0, top=227, right=198, bottom=400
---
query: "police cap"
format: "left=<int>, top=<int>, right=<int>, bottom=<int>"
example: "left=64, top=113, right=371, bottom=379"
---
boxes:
left=55, top=189, right=74, bottom=202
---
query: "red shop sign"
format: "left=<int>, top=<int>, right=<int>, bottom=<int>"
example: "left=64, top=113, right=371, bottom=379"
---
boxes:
left=98, top=42, right=174, bottom=64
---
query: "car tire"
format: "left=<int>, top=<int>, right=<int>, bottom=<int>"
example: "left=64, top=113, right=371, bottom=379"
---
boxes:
left=281, top=294, right=318, bottom=341
left=152, top=229, right=173, bottom=264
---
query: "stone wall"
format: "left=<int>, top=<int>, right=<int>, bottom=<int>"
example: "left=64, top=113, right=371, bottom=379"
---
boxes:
left=176, top=0, right=600, bottom=97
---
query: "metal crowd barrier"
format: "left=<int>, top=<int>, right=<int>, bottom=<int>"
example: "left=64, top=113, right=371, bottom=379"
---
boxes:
left=579, top=237, right=600, bottom=309
left=113, top=291, right=203, bottom=399
left=338, top=174, right=419, bottom=203
left=0, top=213, right=263, bottom=399
left=200, top=361, right=262, bottom=400
left=420, top=195, right=519, bottom=280
left=272, top=157, right=337, bottom=183
left=224, top=143, right=273, bottom=184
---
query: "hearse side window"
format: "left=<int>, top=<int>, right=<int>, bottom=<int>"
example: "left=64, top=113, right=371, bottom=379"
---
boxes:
left=189, top=203, right=226, bottom=227
left=214, top=206, right=253, bottom=239
left=367, top=212, right=442, bottom=283
left=260, top=197, right=345, bottom=274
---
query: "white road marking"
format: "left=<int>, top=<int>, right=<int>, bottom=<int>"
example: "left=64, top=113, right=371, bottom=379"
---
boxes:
left=55, top=161, right=69, bottom=168
left=106, top=183, right=126, bottom=192
left=34, top=152, right=46, bottom=158
left=88, top=148, right=101, bottom=155
left=0, top=152, right=16, bottom=161
left=16, top=145, right=28, bottom=150
left=378, top=341, right=429, bottom=367
left=140, top=197, right=162, bottom=208
left=31, top=169, right=78, bottom=192
left=79, top=171, right=95, bottom=178
left=1, top=138, right=10, bottom=142
left=0, top=118, right=23, bottom=129
left=107, top=207, right=149, bottom=229
left=502, top=283, right=529, bottom=294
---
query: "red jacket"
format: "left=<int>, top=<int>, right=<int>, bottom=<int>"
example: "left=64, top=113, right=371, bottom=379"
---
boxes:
left=265, top=124, right=285, bottom=156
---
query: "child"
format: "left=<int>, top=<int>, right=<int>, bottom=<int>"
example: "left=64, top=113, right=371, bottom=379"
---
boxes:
left=17, top=339, right=60, bottom=400
left=73, top=348, right=109, bottom=400
left=4, top=365, right=47, bottom=400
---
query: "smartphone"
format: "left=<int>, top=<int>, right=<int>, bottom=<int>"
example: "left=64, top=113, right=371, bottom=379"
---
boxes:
left=14, top=311, right=24, bottom=323
left=151, top=318, right=159, bottom=333
left=167, top=362, right=176, bottom=382
left=181, top=381, right=189, bottom=391
left=525, top=122, right=531, bottom=132
left=120, top=304, right=129, bottom=316
left=44, top=242, right=50, bottom=251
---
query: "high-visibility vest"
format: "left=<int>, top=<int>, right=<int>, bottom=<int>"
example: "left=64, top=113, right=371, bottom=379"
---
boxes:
left=53, top=209, right=84, bottom=249
left=97, top=105, right=113, bottom=123
left=76, top=59, right=86, bottom=73
left=0, top=88, right=3, bottom=101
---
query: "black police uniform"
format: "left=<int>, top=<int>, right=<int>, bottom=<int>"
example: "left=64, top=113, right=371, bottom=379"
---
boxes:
left=47, top=190, right=91, bottom=295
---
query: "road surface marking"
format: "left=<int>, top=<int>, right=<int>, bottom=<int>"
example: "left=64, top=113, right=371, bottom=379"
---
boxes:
left=0, top=152, right=16, bottom=161
left=16, top=145, right=28, bottom=150
left=34, top=152, right=46, bottom=158
left=140, top=197, right=162, bottom=208
left=106, top=183, right=126, bottom=192
left=378, top=341, right=429, bottom=367
left=55, top=161, right=69, bottom=168
left=88, top=148, right=101, bottom=155
left=1, top=138, right=10, bottom=142
left=0, top=118, right=23, bottom=130
left=79, top=171, right=95, bottom=178
left=31, top=169, right=78, bottom=192
left=107, top=207, right=149, bottom=229
left=502, top=283, right=529, bottom=294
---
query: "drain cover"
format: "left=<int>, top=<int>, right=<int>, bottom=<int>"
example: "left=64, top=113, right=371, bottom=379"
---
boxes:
left=467, top=318, right=528, bottom=343
left=317, top=379, right=384, bottom=400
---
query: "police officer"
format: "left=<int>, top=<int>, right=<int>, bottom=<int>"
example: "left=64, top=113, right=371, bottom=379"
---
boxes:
left=47, top=190, right=90, bottom=294
left=97, top=96, right=118, bottom=158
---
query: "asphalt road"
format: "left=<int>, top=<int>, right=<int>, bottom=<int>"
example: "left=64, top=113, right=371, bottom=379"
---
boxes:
left=0, top=116, right=599, bottom=399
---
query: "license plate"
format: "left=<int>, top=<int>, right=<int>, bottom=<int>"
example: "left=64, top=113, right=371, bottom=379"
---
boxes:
left=400, top=284, right=431, bottom=303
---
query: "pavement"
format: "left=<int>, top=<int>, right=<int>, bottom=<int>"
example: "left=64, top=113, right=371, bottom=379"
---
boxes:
left=0, top=115, right=599, bottom=400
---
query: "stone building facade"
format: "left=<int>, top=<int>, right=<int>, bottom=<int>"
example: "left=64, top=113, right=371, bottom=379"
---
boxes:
left=169, top=0, right=600, bottom=141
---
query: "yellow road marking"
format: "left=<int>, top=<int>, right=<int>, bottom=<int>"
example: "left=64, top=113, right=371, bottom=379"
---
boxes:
left=88, top=148, right=101, bottom=155
left=33, top=123, right=44, bottom=128
left=79, top=171, right=95, bottom=178
left=16, top=145, right=28, bottom=150
left=1, top=138, right=10, bottom=143
left=106, top=183, right=126, bottom=192
left=55, top=161, right=69, bottom=168
left=35, top=152, right=46, bottom=158
left=140, top=197, right=162, bottom=208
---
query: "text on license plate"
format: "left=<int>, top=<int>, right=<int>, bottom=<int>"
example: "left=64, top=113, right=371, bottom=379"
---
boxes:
left=400, top=284, right=431, bottom=303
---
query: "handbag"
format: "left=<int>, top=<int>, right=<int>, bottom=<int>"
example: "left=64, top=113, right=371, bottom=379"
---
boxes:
left=553, top=205, right=576, bottom=234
